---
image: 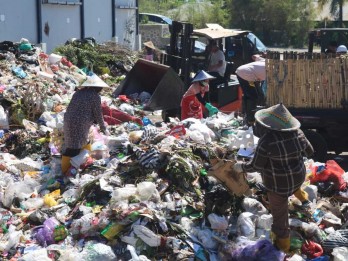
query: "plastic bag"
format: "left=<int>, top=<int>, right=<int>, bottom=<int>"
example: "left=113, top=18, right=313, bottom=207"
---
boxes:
left=208, top=213, right=228, bottom=230
left=257, top=214, right=273, bottom=230
left=332, top=247, right=348, bottom=261
left=111, top=186, right=137, bottom=202
left=21, top=197, right=44, bottom=210
left=189, top=123, right=216, bottom=143
left=237, top=212, right=256, bottom=239
left=35, top=217, right=60, bottom=246
left=0, top=105, right=9, bottom=129
left=137, top=182, right=157, bottom=201
left=133, top=225, right=161, bottom=247
left=79, top=242, right=116, bottom=261
left=231, top=239, right=285, bottom=261
left=228, top=127, right=254, bottom=150
left=0, top=225, right=23, bottom=252
left=242, top=198, right=268, bottom=216
left=18, top=248, right=51, bottom=261
left=70, top=149, right=90, bottom=169
left=192, top=228, right=219, bottom=250
left=119, top=103, right=135, bottom=115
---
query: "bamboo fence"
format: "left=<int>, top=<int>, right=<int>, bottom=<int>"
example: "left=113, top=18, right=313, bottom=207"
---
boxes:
left=266, top=52, right=348, bottom=108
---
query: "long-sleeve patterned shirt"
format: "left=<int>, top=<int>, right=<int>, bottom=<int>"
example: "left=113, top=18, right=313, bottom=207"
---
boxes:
left=63, top=88, right=106, bottom=149
left=242, top=129, right=314, bottom=196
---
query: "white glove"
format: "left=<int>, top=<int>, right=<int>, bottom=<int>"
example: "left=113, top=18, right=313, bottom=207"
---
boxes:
left=232, top=162, right=244, bottom=174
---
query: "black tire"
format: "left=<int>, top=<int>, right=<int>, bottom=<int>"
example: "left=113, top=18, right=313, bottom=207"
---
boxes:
left=303, top=130, right=328, bottom=162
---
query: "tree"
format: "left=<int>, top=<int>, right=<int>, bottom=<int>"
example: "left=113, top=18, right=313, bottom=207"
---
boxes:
left=226, top=0, right=316, bottom=47
left=317, top=0, right=346, bottom=27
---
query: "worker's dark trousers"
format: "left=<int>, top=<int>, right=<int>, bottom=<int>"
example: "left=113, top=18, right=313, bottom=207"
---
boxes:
left=267, top=191, right=290, bottom=239
left=237, top=75, right=258, bottom=124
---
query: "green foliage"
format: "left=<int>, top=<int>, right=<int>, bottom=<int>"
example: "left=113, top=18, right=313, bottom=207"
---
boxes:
left=227, top=0, right=316, bottom=47
left=53, top=42, right=137, bottom=76
left=54, top=43, right=101, bottom=71
left=139, top=0, right=228, bottom=28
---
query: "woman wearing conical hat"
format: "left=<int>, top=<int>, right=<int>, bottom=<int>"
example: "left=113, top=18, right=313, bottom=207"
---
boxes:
left=232, top=104, right=314, bottom=253
left=143, top=41, right=156, bottom=61
left=61, top=74, right=111, bottom=175
left=180, top=70, right=219, bottom=120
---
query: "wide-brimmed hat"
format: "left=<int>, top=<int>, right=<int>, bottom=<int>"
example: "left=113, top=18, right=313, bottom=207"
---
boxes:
left=81, top=74, right=110, bottom=88
left=192, top=70, right=215, bottom=83
left=255, top=103, right=301, bottom=131
left=337, top=45, right=347, bottom=53
left=143, top=41, right=156, bottom=50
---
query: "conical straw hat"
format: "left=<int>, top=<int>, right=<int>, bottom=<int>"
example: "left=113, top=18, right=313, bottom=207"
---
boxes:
left=143, top=41, right=156, bottom=49
left=81, top=74, right=110, bottom=88
left=255, top=103, right=300, bottom=131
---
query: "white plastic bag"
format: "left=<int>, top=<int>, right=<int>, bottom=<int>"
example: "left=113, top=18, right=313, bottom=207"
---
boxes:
left=257, top=214, right=273, bottom=230
left=237, top=212, right=256, bottom=239
left=208, top=213, right=228, bottom=230
left=242, top=197, right=268, bottom=216
left=228, top=127, right=254, bottom=150
left=0, top=105, right=9, bottom=129
left=332, top=247, right=348, bottom=261
left=137, top=182, right=157, bottom=201
left=18, top=248, right=51, bottom=261
left=79, top=242, right=116, bottom=261
left=70, top=149, right=89, bottom=169
left=133, top=225, right=161, bottom=247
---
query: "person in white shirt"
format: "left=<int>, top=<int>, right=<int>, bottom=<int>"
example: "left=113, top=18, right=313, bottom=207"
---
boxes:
left=236, top=54, right=266, bottom=125
left=207, top=41, right=226, bottom=84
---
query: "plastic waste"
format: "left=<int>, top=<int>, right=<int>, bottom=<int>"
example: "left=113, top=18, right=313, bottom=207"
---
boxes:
left=257, top=214, right=273, bottom=230
left=43, top=189, right=60, bottom=207
left=242, top=197, right=268, bottom=216
left=111, top=185, right=137, bottom=202
left=0, top=225, right=23, bottom=252
left=12, top=66, right=27, bottom=78
left=119, top=103, right=135, bottom=115
left=142, top=116, right=152, bottom=126
left=288, top=254, right=305, bottom=261
left=127, top=244, right=151, bottom=261
left=231, top=239, right=285, bottom=261
left=91, top=141, right=109, bottom=160
left=332, top=246, right=348, bottom=261
left=208, top=213, right=228, bottom=230
left=137, top=181, right=157, bottom=201
left=0, top=105, right=9, bottom=129
left=133, top=225, right=161, bottom=247
left=304, top=184, right=318, bottom=202
left=79, top=242, right=116, bottom=261
left=35, top=217, right=60, bottom=246
left=228, top=127, right=254, bottom=150
left=101, top=223, right=124, bottom=240
left=21, top=197, right=44, bottom=210
left=192, top=228, right=219, bottom=250
left=70, top=149, right=90, bottom=168
left=237, top=212, right=256, bottom=239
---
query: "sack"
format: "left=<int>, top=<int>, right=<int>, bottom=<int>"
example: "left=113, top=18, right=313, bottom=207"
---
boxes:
left=208, top=159, right=252, bottom=197
left=310, top=160, right=346, bottom=191
left=231, top=239, right=285, bottom=261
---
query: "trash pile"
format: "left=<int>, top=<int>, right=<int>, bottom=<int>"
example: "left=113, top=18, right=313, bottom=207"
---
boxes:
left=1, top=39, right=348, bottom=261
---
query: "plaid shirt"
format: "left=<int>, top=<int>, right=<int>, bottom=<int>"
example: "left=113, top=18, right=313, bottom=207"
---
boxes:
left=242, top=129, right=314, bottom=196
